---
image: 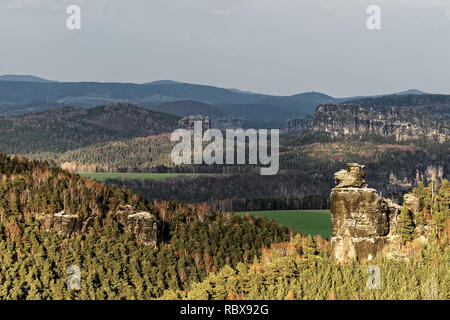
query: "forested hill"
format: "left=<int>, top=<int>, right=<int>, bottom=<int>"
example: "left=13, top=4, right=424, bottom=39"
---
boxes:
left=0, top=153, right=292, bottom=299
left=0, top=102, right=180, bottom=155
left=145, top=100, right=226, bottom=118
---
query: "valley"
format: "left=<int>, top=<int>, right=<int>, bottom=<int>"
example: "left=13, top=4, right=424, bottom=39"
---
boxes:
left=2, top=0, right=450, bottom=304
left=0, top=76, right=448, bottom=301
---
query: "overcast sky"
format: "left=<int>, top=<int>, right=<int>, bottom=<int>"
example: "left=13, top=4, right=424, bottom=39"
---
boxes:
left=1, top=0, right=449, bottom=97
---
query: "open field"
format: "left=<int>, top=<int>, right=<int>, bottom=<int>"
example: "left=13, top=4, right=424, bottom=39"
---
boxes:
left=79, top=172, right=205, bottom=182
left=236, top=210, right=332, bottom=239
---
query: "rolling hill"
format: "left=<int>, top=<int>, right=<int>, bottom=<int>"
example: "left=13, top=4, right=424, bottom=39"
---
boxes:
left=0, top=102, right=179, bottom=155
left=0, top=74, right=56, bottom=83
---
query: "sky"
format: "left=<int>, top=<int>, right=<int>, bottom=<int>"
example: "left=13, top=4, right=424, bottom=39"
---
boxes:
left=1, top=0, right=450, bottom=97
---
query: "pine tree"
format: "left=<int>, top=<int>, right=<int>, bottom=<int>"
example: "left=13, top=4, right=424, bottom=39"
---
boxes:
left=398, top=205, right=415, bottom=244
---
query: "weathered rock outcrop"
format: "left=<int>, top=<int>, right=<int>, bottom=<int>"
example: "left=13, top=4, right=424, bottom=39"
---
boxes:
left=403, top=193, right=420, bottom=216
left=314, top=104, right=448, bottom=142
left=331, top=163, right=400, bottom=263
left=37, top=211, right=94, bottom=237
left=52, top=211, right=80, bottom=236
left=289, top=104, right=448, bottom=142
left=126, top=211, right=161, bottom=247
left=334, top=163, right=367, bottom=188
left=37, top=205, right=162, bottom=246
left=116, top=205, right=161, bottom=248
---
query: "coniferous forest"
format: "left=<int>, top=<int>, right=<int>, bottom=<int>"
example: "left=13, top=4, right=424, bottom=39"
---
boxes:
left=1, top=2, right=450, bottom=305
left=0, top=153, right=448, bottom=300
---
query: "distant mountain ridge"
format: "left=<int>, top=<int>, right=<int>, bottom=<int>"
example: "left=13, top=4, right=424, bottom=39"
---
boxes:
left=394, top=89, right=428, bottom=95
left=0, top=75, right=338, bottom=118
left=0, top=74, right=56, bottom=83
left=0, top=74, right=446, bottom=126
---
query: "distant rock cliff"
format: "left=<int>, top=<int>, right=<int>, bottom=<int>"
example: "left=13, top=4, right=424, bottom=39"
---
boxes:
left=289, top=104, right=448, bottom=142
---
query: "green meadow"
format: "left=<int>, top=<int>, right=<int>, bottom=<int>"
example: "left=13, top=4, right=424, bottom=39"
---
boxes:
left=236, top=210, right=332, bottom=239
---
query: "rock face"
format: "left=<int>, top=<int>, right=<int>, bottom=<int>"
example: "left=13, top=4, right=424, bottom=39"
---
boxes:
left=334, top=163, right=367, bottom=188
left=126, top=211, right=161, bottom=247
left=330, top=163, right=400, bottom=263
left=37, top=211, right=94, bottom=237
left=288, top=104, right=448, bottom=142
left=403, top=193, right=420, bottom=216
left=117, top=205, right=161, bottom=248
left=37, top=205, right=162, bottom=246
left=313, top=104, right=448, bottom=142
left=53, top=211, right=80, bottom=236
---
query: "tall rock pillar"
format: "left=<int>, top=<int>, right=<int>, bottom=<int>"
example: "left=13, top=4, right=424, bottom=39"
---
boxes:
left=330, top=163, right=400, bottom=263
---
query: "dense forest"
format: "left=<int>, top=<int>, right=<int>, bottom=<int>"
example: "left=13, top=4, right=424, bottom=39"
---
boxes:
left=0, top=153, right=291, bottom=299
left=163, top=180, right=450, bottom=300
left=102, top=138, right=449, bottom=211
left=0, top=152, right=448, bottom=300
left=162, top=235, right=449, bottom=300
left=106, top=172, right=331, bottom=212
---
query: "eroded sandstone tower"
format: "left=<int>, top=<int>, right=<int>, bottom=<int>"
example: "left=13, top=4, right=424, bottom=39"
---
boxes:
left=330, top=163, right=401, bottom=263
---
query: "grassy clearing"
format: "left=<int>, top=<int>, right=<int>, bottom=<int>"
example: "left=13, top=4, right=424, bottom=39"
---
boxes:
left=79, top=172, right=204, bottom=182
left=236, top=210, right=331, bottom=239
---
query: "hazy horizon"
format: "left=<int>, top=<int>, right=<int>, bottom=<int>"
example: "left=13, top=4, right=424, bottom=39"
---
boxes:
left=1, top=0, right=450, bottom=97
left=0, top=73, right=434, bottom=99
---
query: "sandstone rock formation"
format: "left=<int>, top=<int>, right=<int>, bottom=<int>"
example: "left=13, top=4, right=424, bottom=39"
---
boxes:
left=37, top=211, right=95, bottom=237
left=334, top=163, right=367, bottom=188
left=52, top=211, right=80, bottom=236
left=288, top=104, right=448, bottom=142
left=37, top=205, right=162, bottom=246
left=331, top=163, right=401, bottom=263
left=126, top=211, right=161, bottom=247
left=117, top=205, right=161, bottom=248
left=403, top=193, right=420, bottom=216
left=313, top=104, right=448, bottom=142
